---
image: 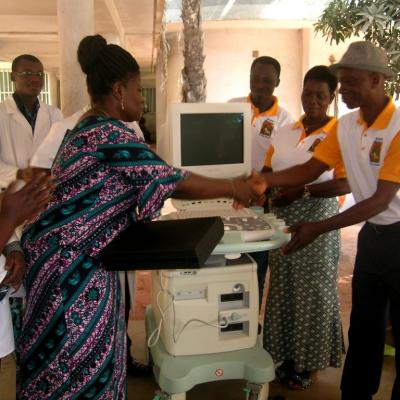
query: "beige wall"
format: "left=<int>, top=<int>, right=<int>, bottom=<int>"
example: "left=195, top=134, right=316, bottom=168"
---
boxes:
left=156, top=21, right=357, bottom=152
left=203, top=27, right=303, bottom=117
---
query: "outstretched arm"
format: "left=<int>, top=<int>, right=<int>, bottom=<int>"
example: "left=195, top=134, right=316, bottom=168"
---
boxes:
left=271, top=178, right=350, bottom=207
left=261, top=157, right=329, bottom=189
left=173, top=172, right=264, bottom=207
left=282, top=179, right=399, bottom=254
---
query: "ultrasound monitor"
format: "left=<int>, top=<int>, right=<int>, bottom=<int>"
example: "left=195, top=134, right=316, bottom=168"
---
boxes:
left=165, top=103, right=251, bottom=178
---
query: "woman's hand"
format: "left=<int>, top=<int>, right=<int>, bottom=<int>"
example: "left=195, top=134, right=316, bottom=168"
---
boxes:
left=2, top=251, right=25, bottom=291
left=272, top=186, right=303, bottom=207
left=0, top=173, right=55, bottom=227
left=281, top=221, right=322, bottom=255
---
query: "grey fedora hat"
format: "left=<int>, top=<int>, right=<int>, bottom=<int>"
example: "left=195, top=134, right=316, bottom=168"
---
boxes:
left=330, top=41, right=395, bottom=80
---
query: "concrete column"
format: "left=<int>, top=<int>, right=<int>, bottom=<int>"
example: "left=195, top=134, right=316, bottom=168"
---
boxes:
left=47, top=71, right=59, bottom=109
left=57, top=0, right=94, bottom=117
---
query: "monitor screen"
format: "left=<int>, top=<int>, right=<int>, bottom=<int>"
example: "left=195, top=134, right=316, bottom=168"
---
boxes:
left=164, top=103, right=251, bottom=178
left=180, top=113, right=244, bottom=167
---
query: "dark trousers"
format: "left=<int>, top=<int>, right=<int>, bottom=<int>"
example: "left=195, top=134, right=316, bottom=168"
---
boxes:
left=341, top=223, right=400, bottom=400
left=251, top=250, right=269, bottom=309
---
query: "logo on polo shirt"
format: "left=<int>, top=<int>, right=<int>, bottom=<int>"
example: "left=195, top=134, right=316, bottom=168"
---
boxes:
left=307, top=138, right=322, bottom=153
left=259, top=118, right=275, bottom=138
left=369, top=138, right=383, bottom=165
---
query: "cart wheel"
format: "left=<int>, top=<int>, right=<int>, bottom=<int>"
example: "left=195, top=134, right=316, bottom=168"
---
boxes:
left=153, top=390, right=186, bottom=400
left=244, top=382, right=269, bottom=400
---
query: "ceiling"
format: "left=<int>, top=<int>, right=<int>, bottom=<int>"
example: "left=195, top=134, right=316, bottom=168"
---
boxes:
left=165, top=0, right=330, bottom=22
left=0, top=0, right=165, bottom=75
left=0, top=0, right=329, bottom=76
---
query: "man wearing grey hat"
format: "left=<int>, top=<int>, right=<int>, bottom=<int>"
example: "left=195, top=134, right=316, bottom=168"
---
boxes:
left=252, top=40, right=399, bottom=400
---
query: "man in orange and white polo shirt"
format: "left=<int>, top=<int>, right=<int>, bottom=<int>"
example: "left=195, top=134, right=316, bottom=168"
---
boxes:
left=231, top=56, right=294, bottom=172
left=254, top=41, right=399, bottom=400
left=231, top=56, right=294, bottom=307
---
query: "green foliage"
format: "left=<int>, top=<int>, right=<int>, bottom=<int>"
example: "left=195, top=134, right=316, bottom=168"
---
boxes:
left=315, top=0, right=400, bottom=97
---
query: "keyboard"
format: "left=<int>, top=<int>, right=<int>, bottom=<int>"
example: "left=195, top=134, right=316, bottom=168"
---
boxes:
left=168, top=208, right=255, bottom=219
left=166, top=201, right=275, bottom=242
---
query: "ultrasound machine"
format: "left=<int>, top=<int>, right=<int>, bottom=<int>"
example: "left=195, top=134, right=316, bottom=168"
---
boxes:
left=145, top=103, right=289, bottom=400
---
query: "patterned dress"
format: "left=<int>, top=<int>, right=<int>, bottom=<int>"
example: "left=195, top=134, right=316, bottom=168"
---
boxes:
left=18, top=116, right=186, bottom=399
left=263, top=196, right=344, bottom=372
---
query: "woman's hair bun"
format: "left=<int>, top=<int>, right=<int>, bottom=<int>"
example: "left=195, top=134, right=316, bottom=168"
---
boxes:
left=77, top=35, right=108, bottom=74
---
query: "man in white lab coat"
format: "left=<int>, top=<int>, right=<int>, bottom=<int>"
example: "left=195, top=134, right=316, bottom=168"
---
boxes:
left=0, top=54, right=62, bottom=184
left=0, top=54, right=62, bottom=365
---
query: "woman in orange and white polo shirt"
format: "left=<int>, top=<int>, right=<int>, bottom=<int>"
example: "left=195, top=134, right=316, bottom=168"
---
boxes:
left=262, top=66, right=350, bottom=390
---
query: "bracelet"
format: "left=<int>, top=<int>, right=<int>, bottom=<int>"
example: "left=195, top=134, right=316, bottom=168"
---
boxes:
left=230, top=179, right=237, bottom=198
left=3, top=241, right=23, bottom=257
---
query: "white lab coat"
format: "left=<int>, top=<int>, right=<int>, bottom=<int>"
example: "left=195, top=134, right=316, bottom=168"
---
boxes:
left=0, top=96, right=62, bottom=184
left=0, top=285, right=14, bottom=357
left=0, top=237, right=16, bottom=358
left=31, top=107, right=144, bottom=169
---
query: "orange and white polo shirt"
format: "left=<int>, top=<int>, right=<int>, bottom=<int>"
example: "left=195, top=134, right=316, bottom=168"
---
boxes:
left=314, top=99, right=400, bottom=225
left=250, top=95, right=293, bottom=171
left=231, top=95, right=294, bottom=171
left=265, top=116, right=345, bottom=183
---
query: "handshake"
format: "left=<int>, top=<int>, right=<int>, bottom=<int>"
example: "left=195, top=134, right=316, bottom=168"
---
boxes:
left=231, top=171, right=268, bottom=209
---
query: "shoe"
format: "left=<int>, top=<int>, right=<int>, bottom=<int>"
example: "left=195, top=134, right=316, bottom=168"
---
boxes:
left=287, top=371, right=312, bottom=390
left=127, top=359, right=152, bottom=377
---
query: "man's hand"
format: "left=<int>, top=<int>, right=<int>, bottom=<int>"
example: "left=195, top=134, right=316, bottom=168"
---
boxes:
left=0, top=173, right=55, bottom=226
left=3, top=251, right=25, bottom=290
left=281, top=221, right=322, bottom=255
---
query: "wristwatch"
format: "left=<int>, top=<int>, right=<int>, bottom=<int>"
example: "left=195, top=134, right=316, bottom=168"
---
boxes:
left=303, top=185, right=311, bottom=198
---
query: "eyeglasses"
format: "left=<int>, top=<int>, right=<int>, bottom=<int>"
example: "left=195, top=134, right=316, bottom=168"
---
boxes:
left=14, top=71, right=45, bottom=78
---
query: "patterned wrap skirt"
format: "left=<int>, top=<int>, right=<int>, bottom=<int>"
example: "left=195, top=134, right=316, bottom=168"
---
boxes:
left=18, top=242, right=126, bottom=400
left=263, top=196, right=344, bottom=371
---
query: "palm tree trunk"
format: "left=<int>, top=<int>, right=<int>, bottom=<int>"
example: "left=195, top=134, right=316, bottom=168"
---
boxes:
left=181, top=0, right=207, bottom=103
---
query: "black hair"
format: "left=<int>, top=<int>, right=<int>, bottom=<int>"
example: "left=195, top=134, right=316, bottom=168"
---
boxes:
left=12, top=54, right=42, bottom=71
left=77, top=34, right=140, bottom=102
left=251, top=56, right=281, bottom=78
left=303, top=65, right=338, bottom=95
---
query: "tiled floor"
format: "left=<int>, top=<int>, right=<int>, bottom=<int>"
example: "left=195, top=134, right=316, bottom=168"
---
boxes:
left=0, top=225, right=396, bottom=399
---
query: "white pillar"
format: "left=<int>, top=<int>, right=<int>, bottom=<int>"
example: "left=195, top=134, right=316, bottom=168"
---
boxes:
left=47, top=70, right=60, bottom=109
left=57, top=0, right=94, bottom=117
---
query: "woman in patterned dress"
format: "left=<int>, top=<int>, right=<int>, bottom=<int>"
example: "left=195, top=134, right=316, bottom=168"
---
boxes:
left=18, top=35, right=261, bottom=400
left=262, top=66, right=350, bottom=389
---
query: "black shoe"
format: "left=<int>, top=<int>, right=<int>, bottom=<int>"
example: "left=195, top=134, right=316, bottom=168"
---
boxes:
left=127, top=359, right=152, bottom=377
